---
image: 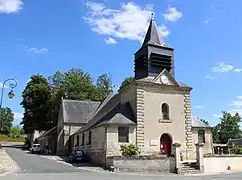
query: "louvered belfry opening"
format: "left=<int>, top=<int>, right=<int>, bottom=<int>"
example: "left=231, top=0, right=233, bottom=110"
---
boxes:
left=150, top=53, right=172, bottom=72
left=134, top=15, right=174, bottom=80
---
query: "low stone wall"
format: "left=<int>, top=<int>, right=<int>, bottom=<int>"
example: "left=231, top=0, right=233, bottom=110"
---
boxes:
left=86, top=150, right=106, bottom=166
left=204, top=154, right=242, bottom=173
left=107, top=156, right=176, bottom=173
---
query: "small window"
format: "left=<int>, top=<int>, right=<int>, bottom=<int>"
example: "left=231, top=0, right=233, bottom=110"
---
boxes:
left=81, top=133, right=85, bottom=145
left=161, top=103, right=169, bottom=120
left=76, top=135, right=79, bottom=146
left=88, top=131, right=92, bottom=145
left=118, top=127, right=129, bottom=142
left=198, top=129, right=205, bottom=143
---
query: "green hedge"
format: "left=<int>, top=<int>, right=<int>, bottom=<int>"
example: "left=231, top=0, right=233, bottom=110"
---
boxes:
left=0, top=134, right=25, bottom=142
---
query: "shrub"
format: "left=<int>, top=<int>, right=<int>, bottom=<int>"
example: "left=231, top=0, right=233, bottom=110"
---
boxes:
left=120, top=144, right=139, bottom=157
left=231, top=146, right=242, bottom=154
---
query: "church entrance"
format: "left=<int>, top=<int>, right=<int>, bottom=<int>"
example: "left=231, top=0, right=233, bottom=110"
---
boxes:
left=160, top=133, right=172, bottom=156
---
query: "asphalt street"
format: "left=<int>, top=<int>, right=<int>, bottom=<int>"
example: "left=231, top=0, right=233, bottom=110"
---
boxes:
left=2, top=148, right=242, bottom=180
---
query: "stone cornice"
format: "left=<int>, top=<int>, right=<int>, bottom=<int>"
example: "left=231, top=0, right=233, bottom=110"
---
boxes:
left=135, top=80, right=192, bottom=93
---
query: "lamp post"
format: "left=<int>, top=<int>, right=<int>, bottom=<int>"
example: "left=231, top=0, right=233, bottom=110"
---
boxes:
left=0, top=78, right=17, bottom=120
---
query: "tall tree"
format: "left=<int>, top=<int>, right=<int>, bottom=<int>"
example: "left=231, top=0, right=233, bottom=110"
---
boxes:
left=95, top=73, right=113, bottom=101
left=212, top=111, right=242, bottom=144
left=200, top=119, right=209, bottom=125
left=0, top=107, right=14, bottom=135
left=118, top=76, right=135, bottom=92
left=21, top=74, right=52, bottom=133
left=212, top=124, right=220, bottom=144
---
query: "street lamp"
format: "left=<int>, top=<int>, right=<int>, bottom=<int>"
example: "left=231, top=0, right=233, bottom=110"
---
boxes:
left=0, top=78, right=17, bottom=114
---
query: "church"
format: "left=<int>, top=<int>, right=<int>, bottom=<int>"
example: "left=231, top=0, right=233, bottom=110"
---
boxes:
left=53, top=17, right=213, bottom=165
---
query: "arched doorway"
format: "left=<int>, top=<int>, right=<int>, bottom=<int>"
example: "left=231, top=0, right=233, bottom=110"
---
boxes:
left=160, top=133, right=172, bottom=156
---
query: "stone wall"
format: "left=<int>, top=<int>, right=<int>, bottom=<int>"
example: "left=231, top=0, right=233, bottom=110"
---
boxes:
left=203, top=154, right=242, bottom=173
left=107, top=156, right=176, bottom=173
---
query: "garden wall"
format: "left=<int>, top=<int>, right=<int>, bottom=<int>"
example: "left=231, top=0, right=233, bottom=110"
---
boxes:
left=203, top=154, right=242, bottom=173
left=107, top=156, right=176, bottom=173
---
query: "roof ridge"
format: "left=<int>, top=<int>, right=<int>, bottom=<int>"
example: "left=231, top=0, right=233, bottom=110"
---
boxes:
left=63, top=99, right=100, bottom=103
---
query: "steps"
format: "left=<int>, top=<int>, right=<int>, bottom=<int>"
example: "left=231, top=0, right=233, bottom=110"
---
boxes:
left=181, top=162, right=200, bottom=175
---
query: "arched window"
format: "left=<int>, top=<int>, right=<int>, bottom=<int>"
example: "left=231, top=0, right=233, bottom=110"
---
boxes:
left=198, top=129, right=205, bottom=143
left=161, top=103, right=170, bottom=120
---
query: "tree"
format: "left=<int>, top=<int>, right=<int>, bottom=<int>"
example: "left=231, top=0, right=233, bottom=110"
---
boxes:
left=212, top=111, right=242, bottom=144
left=10, top=125, right=24, bottom=138
left=200, top=119, right=209, bottom=125
left=0, top=107, right=14, bottom=135
left=21, top=74, right=52, bottom=133
left=212, top=124, right=220, bottom=144
left=118, top=76, right=135, bottom=92
left=95, top=73, right=113, bottom=101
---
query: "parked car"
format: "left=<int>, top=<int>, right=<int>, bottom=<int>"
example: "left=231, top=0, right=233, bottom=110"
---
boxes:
left=68, top=150, right=87, bottom=163
left=30, top=144, right=41, bottom=154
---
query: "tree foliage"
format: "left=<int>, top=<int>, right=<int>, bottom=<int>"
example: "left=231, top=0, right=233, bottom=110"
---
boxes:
left=212, top=111, right=242, bottom=144
left=200, top=119, right=209, bottom=125
left=118, top=76, right=135, bottom=92
left=21, top=74, right=52, bottom=133
left=21, top=69, right=113, bottom=133
left=0, top=107, right=14, bottom=135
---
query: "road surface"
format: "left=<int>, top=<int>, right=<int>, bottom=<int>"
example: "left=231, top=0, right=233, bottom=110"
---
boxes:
left=2, top=147, right=242, bottom=180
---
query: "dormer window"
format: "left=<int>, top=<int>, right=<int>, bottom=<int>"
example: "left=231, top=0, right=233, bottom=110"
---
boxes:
left=161, top=103, right=169, bottom=120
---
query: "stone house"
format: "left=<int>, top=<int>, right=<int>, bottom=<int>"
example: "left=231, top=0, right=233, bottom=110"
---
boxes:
left=36, top=126, right=57, bottom=154
left=56, top=98, right=100, bottom=155
left=69, top=17, right=213, bottom=165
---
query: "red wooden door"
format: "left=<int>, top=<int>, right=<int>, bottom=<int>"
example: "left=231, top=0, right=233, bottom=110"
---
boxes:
left=160, top=134, right=172, bottom=155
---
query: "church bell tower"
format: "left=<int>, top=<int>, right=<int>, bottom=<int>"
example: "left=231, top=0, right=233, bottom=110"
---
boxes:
left=134, top=15, right=174, bottom=80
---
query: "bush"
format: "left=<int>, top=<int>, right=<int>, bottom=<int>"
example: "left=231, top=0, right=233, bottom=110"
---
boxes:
left=231, top=146, right=242, bottom=154
left=120, top=144, right=139, bottom=157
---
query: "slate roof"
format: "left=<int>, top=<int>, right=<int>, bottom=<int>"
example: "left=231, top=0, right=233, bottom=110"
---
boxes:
left=62, top=99, right=100, bottom=124
left=191, top=117, right=211, bottom=128
left=37, top=126, right=57, bottom=139
left=74, top=93, right=135, bottom=134
left=142, top=16, right=172, bottom=49
left=97, top=102, right=136, bottom=126
left=227, top=138, right=242, bottom=147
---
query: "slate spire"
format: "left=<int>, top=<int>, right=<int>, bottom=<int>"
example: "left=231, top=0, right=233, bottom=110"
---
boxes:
left=134, top=13, right=175, bottom=80
left=142, top=13, right=163, bottom=47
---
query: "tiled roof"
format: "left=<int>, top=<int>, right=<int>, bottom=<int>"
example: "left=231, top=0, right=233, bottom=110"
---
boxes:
left=62, top=99, right=100, bottom=124
left=191, top=117, right=211, bottom=128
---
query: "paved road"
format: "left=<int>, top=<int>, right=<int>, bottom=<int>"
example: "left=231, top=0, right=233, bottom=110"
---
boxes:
left=2, top=148, right=242, bottom=180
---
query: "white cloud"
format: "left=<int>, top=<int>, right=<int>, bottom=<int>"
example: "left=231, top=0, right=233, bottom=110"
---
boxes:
left=212, top=62, right=242, bottom=73
left=158, top=25, right=170, bottom=38
left=0, top=0, right=23, bottom=14
left=205, top=75, right=215, bottom=80
left=194, top=105, right=203, bottom=109
left=83, top=2, right=180, bottom=43
left=104, top=37, right=117, bottom=44
left=163, top=7, right=182, bottom=22
left=234, top=68, right=242, bottom=72
left=237, top=96, right=242, bottom=100
left=213, top=113, right=222, bottom=118
left=13, top=112, right=23, bottom=119
left=28, top=48, right=48, bottom=54
left=229, top=96, right=242, bottom=116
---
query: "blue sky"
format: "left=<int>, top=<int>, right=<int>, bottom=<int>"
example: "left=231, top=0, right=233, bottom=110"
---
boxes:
left=1, top=0, right=242, bottom=126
